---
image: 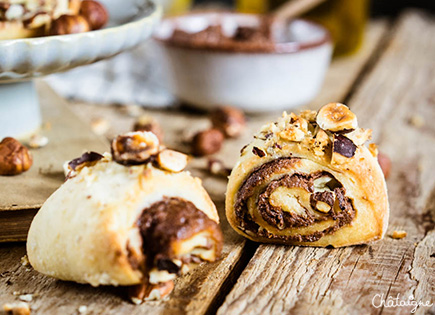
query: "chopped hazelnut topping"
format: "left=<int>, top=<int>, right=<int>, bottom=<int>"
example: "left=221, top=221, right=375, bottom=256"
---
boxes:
left=299, top=110, right=317, bottom=122
left=313, top=129, right=330, bottom=156
left=316, top=103, right=358, bottom=132
left=157, top=149, right=188, bottom=173
left=111, top=131, right=159, bottom=165
left=279, top=126, right=305, bottom=142
left=345, top=128, right=372, bottom=146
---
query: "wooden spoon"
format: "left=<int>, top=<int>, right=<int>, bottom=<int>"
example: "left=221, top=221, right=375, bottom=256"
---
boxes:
left=270, top=0, right=326, bottom=42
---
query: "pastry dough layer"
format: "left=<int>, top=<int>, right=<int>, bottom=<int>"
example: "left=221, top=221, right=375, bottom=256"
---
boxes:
left=226, top=105, right=389, bottom=247
left=27, top=153, right=220, bottom=286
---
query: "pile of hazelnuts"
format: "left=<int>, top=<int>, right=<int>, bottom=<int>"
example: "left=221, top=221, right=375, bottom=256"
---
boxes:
left=191, top=106, right=246, bottom=156
left=49, top=0, right=108, bottom=36
left=132, top=106, right=247, bottom=157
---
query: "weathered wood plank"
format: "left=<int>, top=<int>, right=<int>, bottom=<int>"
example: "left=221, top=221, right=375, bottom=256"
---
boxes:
left=218, top=11, right=435, bottom=315
left=0, top=83, right=108, bottom=242
left=0, top=20, right=388, bottom=314
left=0, top=83, right=107, bottom=211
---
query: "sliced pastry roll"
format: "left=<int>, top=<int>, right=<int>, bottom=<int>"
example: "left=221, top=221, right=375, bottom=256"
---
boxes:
left=27, top=131, right=223, bottom=303
left=226, top=103, right=389, bottom=247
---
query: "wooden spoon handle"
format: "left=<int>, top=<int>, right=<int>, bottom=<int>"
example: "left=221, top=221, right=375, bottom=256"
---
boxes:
left=273, top=0, right=326, bottom=21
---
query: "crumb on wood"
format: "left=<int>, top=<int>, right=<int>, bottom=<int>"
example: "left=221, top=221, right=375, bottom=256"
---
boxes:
left=78, top=305, right=88, bottom=314
left=3, top=301, right=30, bottom=315
left=28, top=135, right=49, bottom=149
left=207, top=158, right=232, bottom=178
left=18, top=294, right=33, bottom=302
left=408, top=114, right=425, bottom=128
left=391, top=230, right=407, bottom=239
left=20, top=255, right=29, bottom=267
left=90, top=117, right=110, bottom=135
left=42, top=121, right=52, bottom=131
left=119, top=104, right=143, bottom=117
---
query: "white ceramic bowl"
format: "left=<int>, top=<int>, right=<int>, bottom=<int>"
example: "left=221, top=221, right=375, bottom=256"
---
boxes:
left=154, top=13, right=332, bottom=112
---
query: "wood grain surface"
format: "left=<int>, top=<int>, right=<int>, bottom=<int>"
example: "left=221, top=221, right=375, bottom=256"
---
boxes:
left=218, top=11, right=435, bottom=315
left=0, top=83, right=107, bottom=242
left=1, top=13, right=433, bottom=315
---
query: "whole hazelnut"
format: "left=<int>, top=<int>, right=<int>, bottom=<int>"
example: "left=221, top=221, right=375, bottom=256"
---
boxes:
left=378, top=152, right=391, bottom=179
left=0, top=137, right=33, bottom=176
left=49, top=14, right=90, bottom=35
left=210, top=106, right=246, bottom=138
left=191, top=129, right=224, bottom=156
left=79, top=0, right=108, bottom=30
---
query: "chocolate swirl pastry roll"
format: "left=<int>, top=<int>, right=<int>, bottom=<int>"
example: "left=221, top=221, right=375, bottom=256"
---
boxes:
left=27, top=131, right=223, bottom=303
left=226, top=103, right=389, bottom=247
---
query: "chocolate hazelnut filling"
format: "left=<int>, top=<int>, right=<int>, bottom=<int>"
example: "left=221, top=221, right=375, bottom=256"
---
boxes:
left=165, top=20, right=276, bottom=53
left=234, top=158, right=355, bottom=242
left=128, top=197, right=223, bottom=301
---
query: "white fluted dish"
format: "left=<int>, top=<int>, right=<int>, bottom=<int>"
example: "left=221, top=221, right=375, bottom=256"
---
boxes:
left=0, top=1, right=162, bottom=82
left=0, top=0, right=161, bottom=139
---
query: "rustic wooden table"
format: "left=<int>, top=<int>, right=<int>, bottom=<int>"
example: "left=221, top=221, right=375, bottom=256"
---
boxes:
left=1, top=11, right=434, bottom=315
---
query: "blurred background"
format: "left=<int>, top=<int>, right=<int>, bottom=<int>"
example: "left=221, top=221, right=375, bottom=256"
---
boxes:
left=192, top=0, right=435, bottom=15
left=46, top=0, right=435, bottom=110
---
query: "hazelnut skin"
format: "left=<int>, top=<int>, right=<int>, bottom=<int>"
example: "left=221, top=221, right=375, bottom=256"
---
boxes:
left=0, top=137, right=33, bottom=176
left=49, top=14, right=90, bottom=35
left=378, top=152, right=391, bottom=179
left=191, top=129, right=224, bottom=156
left=79, top=0, right=108, bottom=30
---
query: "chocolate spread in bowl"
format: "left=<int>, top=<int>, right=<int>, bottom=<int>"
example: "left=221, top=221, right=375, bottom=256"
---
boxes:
left=166, top=18, right=276, bottom=53
left=156, top=13, right=330, bottom=54
left=235, top=158, right=355, bottom=242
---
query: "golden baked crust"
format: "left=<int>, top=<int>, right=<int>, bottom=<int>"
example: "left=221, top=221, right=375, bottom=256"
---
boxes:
left=226, top=103, right=389, bottom=247
left=27, top=140, right=222, bottom=302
